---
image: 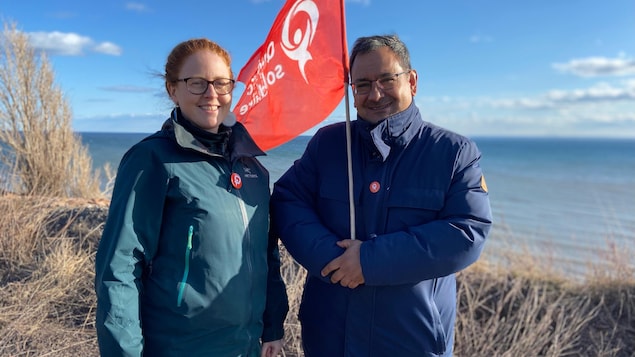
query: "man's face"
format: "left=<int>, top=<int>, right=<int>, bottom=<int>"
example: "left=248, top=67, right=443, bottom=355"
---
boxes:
left=351, top=46, right=417, bottom=124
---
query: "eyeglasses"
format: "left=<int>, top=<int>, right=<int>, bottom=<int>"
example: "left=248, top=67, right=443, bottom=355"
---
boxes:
left=351, top=70, right=411, bottom=96
left=177, top=77, right=235, bottom=95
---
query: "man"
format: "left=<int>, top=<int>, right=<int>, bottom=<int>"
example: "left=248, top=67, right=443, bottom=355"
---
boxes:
left=270, top=34, right=492, bottom=357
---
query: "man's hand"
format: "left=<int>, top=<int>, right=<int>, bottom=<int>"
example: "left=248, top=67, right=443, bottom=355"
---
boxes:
left=321, top=239, right=365, bottom=288
left=261, top=339, right=283, bottom=357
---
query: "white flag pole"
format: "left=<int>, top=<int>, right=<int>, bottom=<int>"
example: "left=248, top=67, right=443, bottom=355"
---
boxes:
left=344, top=87, right=356, bottom=240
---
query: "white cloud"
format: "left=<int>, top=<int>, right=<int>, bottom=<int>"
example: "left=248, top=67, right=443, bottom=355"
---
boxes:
left=26, top=31, right=122, bottom=56
left=553, top=56, right=635, bottom=77
left=28, top=31, right=91, bottom=55
left=125, top=3, right=149, bottom=12
left=484, top=81, right=635, bottom=111
left=547, top=83, right=635, bottom=103
left=414, top=79, right=635, bottom=137
left=93, top=42, right=123, bottom=56
left=490, top=98, right=554, bottom=110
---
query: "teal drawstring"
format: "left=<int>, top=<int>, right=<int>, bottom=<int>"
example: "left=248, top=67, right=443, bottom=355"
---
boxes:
left=177, top=225, right=194, bottom=307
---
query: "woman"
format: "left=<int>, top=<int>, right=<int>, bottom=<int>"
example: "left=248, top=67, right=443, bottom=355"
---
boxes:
left=95, top=38, right=288, bottom=357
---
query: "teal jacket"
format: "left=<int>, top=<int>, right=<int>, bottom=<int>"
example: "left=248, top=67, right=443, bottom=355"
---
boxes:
left=95, top=110, right=288, bottom=356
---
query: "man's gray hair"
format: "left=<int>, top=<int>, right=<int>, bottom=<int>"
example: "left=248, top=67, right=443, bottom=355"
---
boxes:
left=349, top=34, right=412, bottom=73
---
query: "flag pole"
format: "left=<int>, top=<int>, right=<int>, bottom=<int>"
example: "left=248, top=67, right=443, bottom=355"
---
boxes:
left=344, top=86, right=355, bottom=241
left=340, top=0, right=355, bottom=240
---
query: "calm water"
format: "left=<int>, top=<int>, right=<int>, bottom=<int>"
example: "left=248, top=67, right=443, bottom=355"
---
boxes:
left=80, top=132, right=635, bottom=276
left=475, top=137, right=635, bottom=272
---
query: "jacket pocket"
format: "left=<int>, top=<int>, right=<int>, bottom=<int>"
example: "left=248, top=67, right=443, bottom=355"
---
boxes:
left=386, top=188, right=445, bottom=229
left=177, top=225, right=194, bottom=307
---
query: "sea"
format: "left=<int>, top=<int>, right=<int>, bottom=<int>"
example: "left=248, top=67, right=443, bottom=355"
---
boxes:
left=80, top=132, right=635, bottom=278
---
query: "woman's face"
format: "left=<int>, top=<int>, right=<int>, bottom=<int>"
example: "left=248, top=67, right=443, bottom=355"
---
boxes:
left=168, top=49, right=233, bottom=133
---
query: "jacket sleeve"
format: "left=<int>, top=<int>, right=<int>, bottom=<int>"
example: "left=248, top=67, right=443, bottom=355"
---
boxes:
left=361, top=139, right=493, bottom=285
left=270, top=133, right=346, bottom=280
left=94, top=143, right=168, bottom=356
left=261, top=230, right=289, bottom=342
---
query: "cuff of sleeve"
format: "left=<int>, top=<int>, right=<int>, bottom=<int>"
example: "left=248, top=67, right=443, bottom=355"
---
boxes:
left=261, top=326, right=284, bottom=342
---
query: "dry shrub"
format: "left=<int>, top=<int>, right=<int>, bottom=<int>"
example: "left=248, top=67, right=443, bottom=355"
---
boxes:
left=456, top=233, right=635, bottom=357
left=456, top=268, right=599, bottom=356
left=0, top=241, right=97, bottom=356
left=279, top=246, right=307, bottom=357
left=0, top=195, right=55, bottom=277
left=0, top=21, right=103, bottom=199
left=579, top=235, right=635, bottom=356
left=588, top=237, right=635, bottom=284
left=576, top=279, right=635, bottom=356
left=0, top=23, right=107, bottom=353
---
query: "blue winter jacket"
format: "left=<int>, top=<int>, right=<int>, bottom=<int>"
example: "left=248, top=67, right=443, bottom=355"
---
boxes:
left=270, top=104, right=492, bottom=357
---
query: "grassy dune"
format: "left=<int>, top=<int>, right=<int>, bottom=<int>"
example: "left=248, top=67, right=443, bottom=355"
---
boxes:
left=0, top=195, right=633, bottom=356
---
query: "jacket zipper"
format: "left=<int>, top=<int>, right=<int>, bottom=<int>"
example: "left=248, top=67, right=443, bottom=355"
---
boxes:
left=233, top=172, right=255, bottom=353
left=177, top=225, right=194, bottom=307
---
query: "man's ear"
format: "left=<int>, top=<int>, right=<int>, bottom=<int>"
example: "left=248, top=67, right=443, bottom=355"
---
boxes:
left=409, top=70, right=418, bottom=96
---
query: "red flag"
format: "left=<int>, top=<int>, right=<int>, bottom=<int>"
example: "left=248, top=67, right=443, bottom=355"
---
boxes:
left=233, top=0, right=349, bottom=151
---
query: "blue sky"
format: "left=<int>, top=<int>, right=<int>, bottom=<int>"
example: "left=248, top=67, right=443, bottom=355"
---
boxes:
left=2, top=0, right=634, bottom=137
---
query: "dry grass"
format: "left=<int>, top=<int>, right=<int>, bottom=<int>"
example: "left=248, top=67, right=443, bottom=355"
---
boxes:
left=278, top=245, right=306, bottom=356
left=454, top=231, right=635, bottom=357
left=0, top=23, right=107, bottom=355
left=0, top=195, right=105, bottom=356
left=0, top=195, right=633, bottom=356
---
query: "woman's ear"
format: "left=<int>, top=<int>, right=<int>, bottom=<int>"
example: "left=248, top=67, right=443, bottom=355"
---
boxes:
left=166, top=82, right=178, bottom=105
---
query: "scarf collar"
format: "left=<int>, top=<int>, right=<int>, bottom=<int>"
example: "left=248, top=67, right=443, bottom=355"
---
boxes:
left=174, top=108, right=231, bottom=156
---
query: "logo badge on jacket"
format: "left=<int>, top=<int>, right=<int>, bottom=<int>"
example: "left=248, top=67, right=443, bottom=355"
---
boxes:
left=369, top=181, right=381, bottom=193
left=480, top=175, right=488, bottom=193
left=243, top=167, right=259, bottom=179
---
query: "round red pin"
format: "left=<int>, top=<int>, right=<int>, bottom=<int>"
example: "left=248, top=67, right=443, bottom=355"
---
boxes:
left=230, top=172, right=242, bottom=189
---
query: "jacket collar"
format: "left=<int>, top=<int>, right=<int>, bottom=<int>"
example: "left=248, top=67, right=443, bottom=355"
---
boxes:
left=162, top=108, right=266, bottom=161
left=356, top=102, right=423, bottom=161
